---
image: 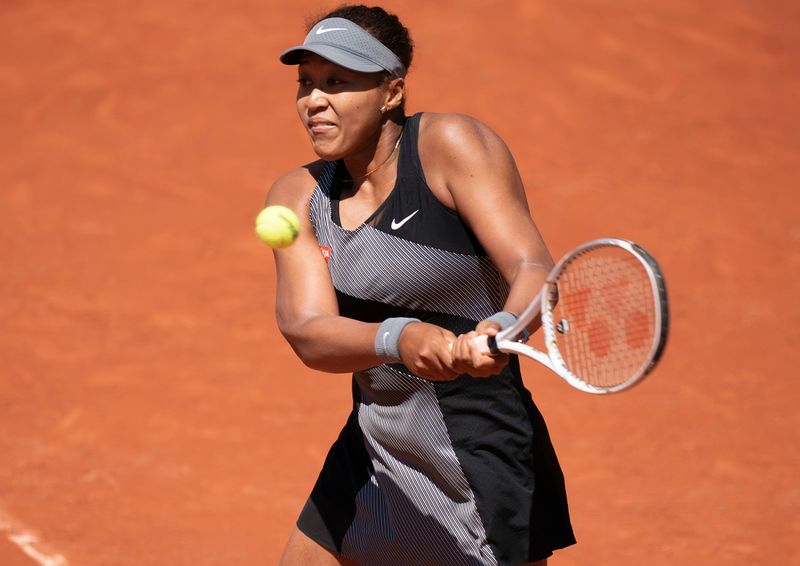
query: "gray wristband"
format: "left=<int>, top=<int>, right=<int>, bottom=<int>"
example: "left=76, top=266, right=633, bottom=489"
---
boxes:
left=375, top=317, right=420, bottom=363
left=485, top=311, right=518, bottom=330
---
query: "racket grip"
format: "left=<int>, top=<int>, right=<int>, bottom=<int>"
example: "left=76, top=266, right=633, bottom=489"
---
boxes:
left=473, top=334, right=502, bottom=356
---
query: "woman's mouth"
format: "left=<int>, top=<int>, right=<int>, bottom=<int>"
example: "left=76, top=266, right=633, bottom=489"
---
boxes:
left=308, top=119, right=336, bottom=135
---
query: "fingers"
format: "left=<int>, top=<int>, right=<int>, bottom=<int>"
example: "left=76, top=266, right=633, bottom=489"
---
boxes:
left=397, top=323, right=460, bottom=381
left=395, top=322, right=508, bottom=381
left=413, top=335, right=459, bottom=381
left=450, top=331, right=508, bottom=378
left=474, top=319, right=501, bottom=336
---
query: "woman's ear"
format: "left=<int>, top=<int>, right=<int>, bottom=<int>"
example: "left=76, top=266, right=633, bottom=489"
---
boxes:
left=383, top=77, right=406, bottom=112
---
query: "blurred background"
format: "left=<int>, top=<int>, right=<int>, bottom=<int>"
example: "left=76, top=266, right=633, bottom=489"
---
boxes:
left=1, top=0, right=798, bottom=564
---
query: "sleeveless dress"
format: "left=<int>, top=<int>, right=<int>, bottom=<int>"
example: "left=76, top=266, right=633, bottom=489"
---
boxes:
left=297, top=113, right=575, bottom=565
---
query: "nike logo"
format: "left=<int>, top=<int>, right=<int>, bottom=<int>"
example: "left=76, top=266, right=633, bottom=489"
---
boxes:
left=390, top=210, right=419, bottom=230
left=316, top=25, right=348, bottom=34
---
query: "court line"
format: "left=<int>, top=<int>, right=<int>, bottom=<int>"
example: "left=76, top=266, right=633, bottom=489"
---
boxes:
left=0, top=509, right=69, bottom=566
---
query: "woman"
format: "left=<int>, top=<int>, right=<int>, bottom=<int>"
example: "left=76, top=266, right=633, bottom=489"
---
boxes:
left=267, top=5, right=575, bottom=565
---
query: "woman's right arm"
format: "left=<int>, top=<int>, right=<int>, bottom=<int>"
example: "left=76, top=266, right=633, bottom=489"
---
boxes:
left=265, top=165, right=458, bottom=379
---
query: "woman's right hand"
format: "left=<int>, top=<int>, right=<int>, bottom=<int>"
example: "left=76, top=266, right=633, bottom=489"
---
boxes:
left=397, top=322, right=460, bottom=381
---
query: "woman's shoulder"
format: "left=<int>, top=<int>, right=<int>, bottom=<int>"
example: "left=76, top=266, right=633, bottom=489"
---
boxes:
left=265, top=160, right=332, bottom=208
left=417, top=112, right=510, bottom=160
left=416, top=112, right=513, bottom=176
left=418, top=112, right=504, bottom=146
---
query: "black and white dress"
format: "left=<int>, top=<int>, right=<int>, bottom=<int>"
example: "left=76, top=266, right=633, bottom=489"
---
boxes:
left=296, top=113, right=575, bottom=565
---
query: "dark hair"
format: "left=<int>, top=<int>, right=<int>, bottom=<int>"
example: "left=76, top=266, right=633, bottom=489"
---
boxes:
left=308, top=4, right=414, bottom=72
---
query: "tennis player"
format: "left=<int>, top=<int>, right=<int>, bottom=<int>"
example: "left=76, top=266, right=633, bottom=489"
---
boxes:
left=267, top=5, right=576, bottom=565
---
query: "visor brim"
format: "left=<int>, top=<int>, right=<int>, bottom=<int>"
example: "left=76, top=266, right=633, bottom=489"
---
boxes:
left=279, top=45, right=386, bottom=74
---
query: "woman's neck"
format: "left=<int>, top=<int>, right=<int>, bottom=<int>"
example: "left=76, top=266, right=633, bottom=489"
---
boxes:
left=342, top=118, right=406, bottom=186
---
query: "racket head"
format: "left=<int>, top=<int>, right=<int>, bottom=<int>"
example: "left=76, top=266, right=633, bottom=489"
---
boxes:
left=541, top=238, right=669, bottom=393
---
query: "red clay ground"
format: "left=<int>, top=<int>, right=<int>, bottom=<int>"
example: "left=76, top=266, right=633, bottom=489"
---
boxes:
left=1, top=1, right=798, bottom=564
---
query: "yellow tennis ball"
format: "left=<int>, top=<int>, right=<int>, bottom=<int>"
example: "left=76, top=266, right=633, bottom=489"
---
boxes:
left=255, top=205, right=300, bottom=248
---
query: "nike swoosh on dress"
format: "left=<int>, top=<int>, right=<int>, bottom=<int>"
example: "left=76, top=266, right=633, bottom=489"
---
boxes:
left=391, top=210, right=419, bottom=230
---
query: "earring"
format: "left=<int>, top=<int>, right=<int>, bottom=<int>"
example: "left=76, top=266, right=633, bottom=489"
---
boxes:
left=380, top=105, right=387, bottom=114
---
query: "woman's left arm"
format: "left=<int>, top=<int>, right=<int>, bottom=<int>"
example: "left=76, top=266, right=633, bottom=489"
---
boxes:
left=419, top=113, right=554, bottom=376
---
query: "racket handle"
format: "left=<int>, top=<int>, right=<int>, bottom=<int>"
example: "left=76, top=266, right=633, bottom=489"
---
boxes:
left=472, top=334, right=502, bottom=356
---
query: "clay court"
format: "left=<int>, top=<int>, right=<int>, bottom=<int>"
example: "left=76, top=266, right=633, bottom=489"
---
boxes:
left=1, top=1, right=798, bottom=564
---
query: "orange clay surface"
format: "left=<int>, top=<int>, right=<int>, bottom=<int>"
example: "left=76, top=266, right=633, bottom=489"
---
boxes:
left=1, top=1, right=799, bottom=564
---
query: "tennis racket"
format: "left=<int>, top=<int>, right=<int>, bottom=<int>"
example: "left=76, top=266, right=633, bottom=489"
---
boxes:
left=475, top=238, right=668, bottom=394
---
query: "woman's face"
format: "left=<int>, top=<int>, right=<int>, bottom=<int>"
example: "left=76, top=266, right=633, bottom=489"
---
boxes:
left=296, top=53, right=388, bottom=161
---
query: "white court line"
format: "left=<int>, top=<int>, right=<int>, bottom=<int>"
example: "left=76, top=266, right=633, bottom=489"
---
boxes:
left=8, top=533, right=69, bottom=566
left=0, top=510, right=69, bottom=566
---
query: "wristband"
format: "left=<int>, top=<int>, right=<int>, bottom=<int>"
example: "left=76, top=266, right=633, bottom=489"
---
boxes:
left=486, top=310, right=531, bottom=343
left=375, top=317, right=420, bottom=363
left=484, top=311, right=518, bottom=330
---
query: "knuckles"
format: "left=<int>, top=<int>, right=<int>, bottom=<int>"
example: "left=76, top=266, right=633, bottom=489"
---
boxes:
left=399, top=323, right=509, bottom=381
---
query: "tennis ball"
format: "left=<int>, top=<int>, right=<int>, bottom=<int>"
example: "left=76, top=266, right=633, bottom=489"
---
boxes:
left=255, top=205, right=300, bottom=248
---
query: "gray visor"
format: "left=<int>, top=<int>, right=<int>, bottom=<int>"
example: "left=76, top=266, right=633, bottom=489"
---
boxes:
left=280, top=17, right=406, bottom=77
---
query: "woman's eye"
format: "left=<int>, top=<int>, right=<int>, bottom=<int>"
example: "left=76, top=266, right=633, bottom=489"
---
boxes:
left=296, top=77, right=347, bottom=89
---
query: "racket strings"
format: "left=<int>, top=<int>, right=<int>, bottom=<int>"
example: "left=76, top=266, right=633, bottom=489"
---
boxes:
left=549, top=247, right=657, bottom=387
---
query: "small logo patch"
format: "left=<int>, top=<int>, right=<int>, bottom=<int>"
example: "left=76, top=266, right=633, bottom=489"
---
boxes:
left=316, top=25, right=348, bottom=34
left=391, top=209, right=419, bottom=230
left=319, top=246, right=332, bottom=264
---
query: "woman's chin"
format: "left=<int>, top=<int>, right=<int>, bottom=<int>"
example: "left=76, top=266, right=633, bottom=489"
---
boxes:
left=310, top=143, right=343, bottom=161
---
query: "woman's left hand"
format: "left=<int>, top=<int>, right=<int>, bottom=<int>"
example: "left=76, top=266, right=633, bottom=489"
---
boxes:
left=449, top=321, right=509, bottom=378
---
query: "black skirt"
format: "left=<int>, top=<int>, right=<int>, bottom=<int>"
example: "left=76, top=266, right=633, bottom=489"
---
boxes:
left=297, top=358, right=576, bottom=566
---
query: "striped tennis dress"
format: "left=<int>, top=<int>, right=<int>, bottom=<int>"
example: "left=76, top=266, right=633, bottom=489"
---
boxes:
left=297, top=113, right=575, bottom=565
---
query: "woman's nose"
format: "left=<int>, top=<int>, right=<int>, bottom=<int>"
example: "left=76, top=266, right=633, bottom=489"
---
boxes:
left=307, top=88, right=329, bottom=110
